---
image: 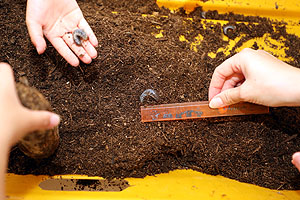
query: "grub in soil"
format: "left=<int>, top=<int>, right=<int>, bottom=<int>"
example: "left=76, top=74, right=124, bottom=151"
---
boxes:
left=2, top=0, right=300, bottom=190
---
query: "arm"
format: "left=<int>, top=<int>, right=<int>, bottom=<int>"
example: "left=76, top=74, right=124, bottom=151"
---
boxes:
left=0, top=63, right=60, bottom=199
left=26, top=0, right=98, bottom=67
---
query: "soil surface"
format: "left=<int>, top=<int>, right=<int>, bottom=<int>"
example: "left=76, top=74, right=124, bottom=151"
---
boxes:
left=2, top=0, right=300, bottom=190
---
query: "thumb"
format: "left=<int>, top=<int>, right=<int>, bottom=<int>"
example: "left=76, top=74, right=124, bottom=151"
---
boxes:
left=209, top=87, right=241, bottom=108
left=292, top=152, right=300, bottom=172
left=26, top=20, right=47, bottom=54
left=19, top=108, right=60, bottom=134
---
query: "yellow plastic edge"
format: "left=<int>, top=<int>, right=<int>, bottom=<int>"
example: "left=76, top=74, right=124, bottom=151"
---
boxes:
left=6, top=170, right=300, bottom=200
left=157, top=0, right=300, bottom=24
left=145, top=13, right=300, bottom=61
left=154, top=0, right=300, bottom=59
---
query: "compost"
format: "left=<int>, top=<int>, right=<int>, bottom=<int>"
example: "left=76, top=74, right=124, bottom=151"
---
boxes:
left=1, top=0, right=300, bottom=190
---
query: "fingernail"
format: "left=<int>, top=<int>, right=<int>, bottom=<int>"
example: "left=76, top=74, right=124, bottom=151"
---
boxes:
left=37, top=48, right=42, bottom=55
left=92, top=54, right=97, bottom=59
left=209, top=97, right=224, bottom=108
left=37, top=47, right=46, bottom=55
left=50, top=114, right=60, bottom=127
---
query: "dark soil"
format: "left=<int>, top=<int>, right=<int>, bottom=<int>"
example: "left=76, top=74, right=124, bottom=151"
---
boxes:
left=2, top=0, right=300, bottom=190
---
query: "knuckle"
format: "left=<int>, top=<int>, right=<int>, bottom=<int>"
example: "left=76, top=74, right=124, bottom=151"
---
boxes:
left=237, top=48, right=257, bottom=65
left=223, top=88, right=242, bottom=105
left=222, top=90, right=234, bottom=105
left=239, top=48, right=253, bottom=59
left=213, top=66, right=224, bottom=79
left=256, top=49, right=268, bottom=55
left=239, top=84, right=253, bottom=102
left=239, top=89, right=248, bottom=102
left=240, top=48, right=252, bottom=54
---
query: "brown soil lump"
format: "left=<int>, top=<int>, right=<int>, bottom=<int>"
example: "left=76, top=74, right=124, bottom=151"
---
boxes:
left=16, top=83, right=59, bottom=159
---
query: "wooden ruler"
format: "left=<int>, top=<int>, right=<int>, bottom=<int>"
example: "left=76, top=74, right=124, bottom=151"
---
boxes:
left=141, top=101, right=269, bottom=122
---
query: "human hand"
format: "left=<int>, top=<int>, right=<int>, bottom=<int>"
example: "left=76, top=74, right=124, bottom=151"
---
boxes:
left=26, top=0, right=98, bottom=67
left=208, top=48, right=300, bottom=108
left=0, top=63, right=60, bottom=147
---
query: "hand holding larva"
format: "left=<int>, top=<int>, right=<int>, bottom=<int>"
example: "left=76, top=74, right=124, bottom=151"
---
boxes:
left=26, top=0, right=98, bottom=67
left=73, top=29, right=89, bottom=46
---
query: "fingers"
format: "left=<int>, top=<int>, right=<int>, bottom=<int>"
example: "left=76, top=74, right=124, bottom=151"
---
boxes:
left=11, top=108, right=60, bottom=144
left=221, top=74, right=245, bottom=92
left=292, top=152, right=300, bottom=172
left=209, top=87, right=242, bottom=108
left=26, top=20, right=47, bottom=54
left=208, top=48, right=259, bottom=107
left=208, top=53, right=243, bottom=101
left=81, top=39, right=97, bottom=59
left=79, top=19, right=98, bottom=47
left=49, top=37, right=80, bottom=67
left=50, top=31, right=97, bottom=67
left=0, top=63, right=61, bottom=145
left=62, top=33, right=96, bottom=63
left=19, top=108, right=60, bottom=134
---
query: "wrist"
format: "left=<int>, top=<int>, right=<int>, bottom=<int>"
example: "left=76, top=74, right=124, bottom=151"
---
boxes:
left=280, top=66, right=300, bottom=106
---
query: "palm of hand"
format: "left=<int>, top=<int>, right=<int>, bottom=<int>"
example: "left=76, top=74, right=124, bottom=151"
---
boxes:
left=26, top=0, right=98, bottom=66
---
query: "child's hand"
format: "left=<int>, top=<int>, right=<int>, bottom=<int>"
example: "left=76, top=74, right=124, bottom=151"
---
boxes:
left=26, top=0, right=98, bottom=67
left=208, top=48, right=300, bottom=108
left=0, top=63, right=60, bottom=147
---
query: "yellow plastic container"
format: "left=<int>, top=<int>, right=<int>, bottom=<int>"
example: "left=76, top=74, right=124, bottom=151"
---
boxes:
left=6, top=0, right=300, bottom=199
